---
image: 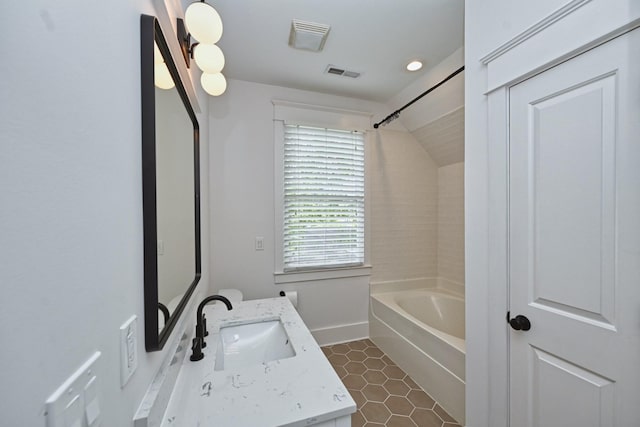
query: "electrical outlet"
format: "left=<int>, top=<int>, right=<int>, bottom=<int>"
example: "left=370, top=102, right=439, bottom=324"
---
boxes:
left=119, top=316, right=138, bottom=387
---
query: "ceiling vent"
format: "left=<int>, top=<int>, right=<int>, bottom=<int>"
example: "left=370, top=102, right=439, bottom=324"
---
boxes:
left=289, top=20, right=331, bottom=52
left=325, top=65, right=361, bottom=78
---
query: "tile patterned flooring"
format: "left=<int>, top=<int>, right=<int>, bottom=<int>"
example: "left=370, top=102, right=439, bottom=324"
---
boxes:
left=322, top=339, right=461, bottom=427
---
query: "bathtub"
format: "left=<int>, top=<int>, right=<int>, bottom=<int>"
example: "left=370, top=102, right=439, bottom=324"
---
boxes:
left=369, top=280, right=465, bottom=424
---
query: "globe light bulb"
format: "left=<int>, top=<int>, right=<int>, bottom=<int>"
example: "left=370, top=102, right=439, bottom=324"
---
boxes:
left=201, top=72, right=226, bottom=96
left=193, top=43, right=225, bottom=74
left=185, top=2, right=223, bottom=44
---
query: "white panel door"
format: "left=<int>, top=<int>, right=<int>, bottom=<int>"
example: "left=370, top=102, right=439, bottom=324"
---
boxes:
left=508, top=28, right=640, bottom=427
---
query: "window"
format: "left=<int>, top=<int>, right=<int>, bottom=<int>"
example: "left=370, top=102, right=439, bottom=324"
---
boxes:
left=282, top=124, right=365, bottom=271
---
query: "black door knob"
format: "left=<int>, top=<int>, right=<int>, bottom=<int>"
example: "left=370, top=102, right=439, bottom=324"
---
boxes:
left=508, top=314, right=531, bottom=331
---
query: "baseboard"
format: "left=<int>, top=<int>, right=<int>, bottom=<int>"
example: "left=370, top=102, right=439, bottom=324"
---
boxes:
left=311, top=321, right=369, bottom=347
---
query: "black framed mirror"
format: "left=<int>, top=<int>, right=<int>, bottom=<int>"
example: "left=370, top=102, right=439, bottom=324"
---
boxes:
left=141, top=15, right=201, bottom=351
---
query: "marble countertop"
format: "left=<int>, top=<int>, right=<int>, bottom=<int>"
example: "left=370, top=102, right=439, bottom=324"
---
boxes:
left=161, top=297, right=356, bottom=427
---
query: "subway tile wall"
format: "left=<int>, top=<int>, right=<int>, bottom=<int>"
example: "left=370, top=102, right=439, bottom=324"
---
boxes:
left=369, top=117, right=465, bottom=286
left=411, top=107, right=464, bottom=168
left=437, top=162, right=465, bottom=285
left=369, top=129, right=439, bottom=282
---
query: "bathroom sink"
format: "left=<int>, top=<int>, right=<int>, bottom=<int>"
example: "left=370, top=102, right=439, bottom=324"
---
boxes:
left=214, top=319, right=296, bottom=371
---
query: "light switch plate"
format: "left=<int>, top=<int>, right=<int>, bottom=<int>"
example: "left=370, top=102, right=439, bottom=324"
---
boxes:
left=120, top=315, right=138, bottom=387
left=255, top=236, right=264, bottom=251
left=44, top=351, right=101, bottom=427
left=64, top=394, right=82, bottom=427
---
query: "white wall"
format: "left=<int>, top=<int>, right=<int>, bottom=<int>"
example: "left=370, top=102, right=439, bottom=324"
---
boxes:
left=467, top=0, right=579, bottom=57
left=437, top=162, right=465, bottom=285
left=208, top=79, right=395, bottom=340
left=0, top=2, right=210, bottom=426
left=389, top=47, right=464, bottom=132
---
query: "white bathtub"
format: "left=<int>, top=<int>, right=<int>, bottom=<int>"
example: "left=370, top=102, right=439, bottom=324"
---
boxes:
left=369, top=281, right=465, bottom=424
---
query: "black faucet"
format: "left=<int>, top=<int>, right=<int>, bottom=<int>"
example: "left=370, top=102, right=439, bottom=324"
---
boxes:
left=190, top=295, right=233, bottom=362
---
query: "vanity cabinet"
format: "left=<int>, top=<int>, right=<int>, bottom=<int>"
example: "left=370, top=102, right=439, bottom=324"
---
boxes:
left=310, top=415, right=351, bottom=427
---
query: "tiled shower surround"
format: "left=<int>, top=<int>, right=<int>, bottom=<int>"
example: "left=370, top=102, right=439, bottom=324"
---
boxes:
left=369, top=128, right=465, bottom=287
left=322, top=340, right=461, bottom=427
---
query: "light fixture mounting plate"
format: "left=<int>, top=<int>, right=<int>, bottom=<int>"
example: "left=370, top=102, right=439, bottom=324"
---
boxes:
left=176, top=18, right=191, bottom=68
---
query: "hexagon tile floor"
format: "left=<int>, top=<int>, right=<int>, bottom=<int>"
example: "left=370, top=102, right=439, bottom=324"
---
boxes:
left=321, top=339, right=461, bottom=427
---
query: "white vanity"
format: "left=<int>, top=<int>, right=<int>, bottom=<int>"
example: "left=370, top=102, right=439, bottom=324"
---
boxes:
left=159, top=297, right=355, bottom=426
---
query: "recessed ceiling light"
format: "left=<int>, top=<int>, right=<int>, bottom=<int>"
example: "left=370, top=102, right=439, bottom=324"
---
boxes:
left=406, top=60, right=423, bottom=71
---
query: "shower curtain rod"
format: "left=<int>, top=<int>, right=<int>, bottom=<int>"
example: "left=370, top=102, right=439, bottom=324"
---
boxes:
left=373, top=65, right=465, bottom=129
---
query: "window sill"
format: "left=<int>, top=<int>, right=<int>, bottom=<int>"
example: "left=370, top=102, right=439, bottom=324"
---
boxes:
left=274, top=265, right=372, bottom=284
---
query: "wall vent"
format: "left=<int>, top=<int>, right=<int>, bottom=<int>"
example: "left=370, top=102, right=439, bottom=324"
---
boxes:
left=289, top=20, right=331, bottom=52
left=325, top=65, right=361, bottom=78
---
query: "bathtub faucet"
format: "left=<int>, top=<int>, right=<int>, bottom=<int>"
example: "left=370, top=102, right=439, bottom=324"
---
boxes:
left=190, top=295, right=233, bottom=362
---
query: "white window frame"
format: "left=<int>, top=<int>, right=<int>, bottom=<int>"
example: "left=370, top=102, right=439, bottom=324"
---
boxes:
left=273, top=100, right=372, bottom=283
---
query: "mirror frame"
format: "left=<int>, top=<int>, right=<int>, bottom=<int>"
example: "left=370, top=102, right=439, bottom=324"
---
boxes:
left=140, top=14, right=201, bottom=351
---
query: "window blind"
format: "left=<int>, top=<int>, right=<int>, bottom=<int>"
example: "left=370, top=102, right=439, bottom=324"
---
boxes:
left=283, top=124, right=365, bottom=271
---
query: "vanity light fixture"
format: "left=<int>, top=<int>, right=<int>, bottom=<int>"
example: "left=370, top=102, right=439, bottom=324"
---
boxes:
left=177, top=1, right=227, bottom=96
left=406, top=60, right=423, bottom=71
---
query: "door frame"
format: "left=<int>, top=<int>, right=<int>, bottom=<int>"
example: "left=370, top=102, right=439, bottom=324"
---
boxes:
left=467, top=6, right=640, bottom=426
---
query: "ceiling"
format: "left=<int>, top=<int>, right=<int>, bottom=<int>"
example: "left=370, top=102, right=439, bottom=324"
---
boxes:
left=202, top=0, right=464, bottom=102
